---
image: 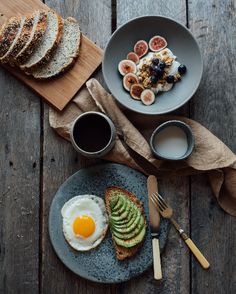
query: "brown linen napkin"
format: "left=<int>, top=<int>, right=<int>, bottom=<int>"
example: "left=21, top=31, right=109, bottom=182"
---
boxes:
left=49, top=78, right=236, bottom=216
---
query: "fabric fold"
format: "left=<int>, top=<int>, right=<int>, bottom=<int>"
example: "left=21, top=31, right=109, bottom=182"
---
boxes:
left=49, top=78, right=236, bottom=216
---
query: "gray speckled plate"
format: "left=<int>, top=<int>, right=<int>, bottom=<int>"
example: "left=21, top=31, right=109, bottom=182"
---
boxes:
left=49, top=163, right=169, bottom=283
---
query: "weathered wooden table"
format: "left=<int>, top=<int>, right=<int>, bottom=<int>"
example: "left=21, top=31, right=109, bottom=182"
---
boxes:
left=1, top=0, right=236, bottom=293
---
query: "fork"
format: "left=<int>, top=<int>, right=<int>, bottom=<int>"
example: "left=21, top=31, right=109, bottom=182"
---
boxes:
left=151, top=192, right=210, bottom=269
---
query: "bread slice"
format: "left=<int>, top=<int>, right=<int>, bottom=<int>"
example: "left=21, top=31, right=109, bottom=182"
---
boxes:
left=7, top=14, right=35, bottom=64
left=15, top=10, right=48, bottom=65
left=20, top=10, right=63, bottom=71
left=31, top=17, right=81, bottom=79
left=0, top=16, right=26, bottom=63
left=0, top=16, right=22, bottom=58
left=105, top=186, right=146, bottom=260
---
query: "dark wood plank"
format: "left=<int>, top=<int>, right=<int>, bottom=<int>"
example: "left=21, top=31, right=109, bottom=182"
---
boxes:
left=41, top=0, right=111, bottom=293
left=115, top=1, right=190, bottom=294
left=189, top=0, right=236, bottom=293
left=0, top=71, right=40, bottom=292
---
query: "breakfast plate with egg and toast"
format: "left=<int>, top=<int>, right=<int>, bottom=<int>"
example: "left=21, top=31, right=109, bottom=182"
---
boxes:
left=49, top=163, right=169, bottom=283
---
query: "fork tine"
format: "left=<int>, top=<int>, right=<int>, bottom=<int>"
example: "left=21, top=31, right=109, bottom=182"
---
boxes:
left=151, top=194, right=165, bottom=211
left=152, top=192, right=167, bottom=209
left=150, top=195, right=164, bottom=212
left=157, top=193, right=168, bottom=207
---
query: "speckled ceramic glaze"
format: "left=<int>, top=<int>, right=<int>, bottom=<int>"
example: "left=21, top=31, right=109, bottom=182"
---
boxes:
left=48, top=163, right=169, bottom=283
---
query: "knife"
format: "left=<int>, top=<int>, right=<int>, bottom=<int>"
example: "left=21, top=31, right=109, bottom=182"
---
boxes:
left=147, top=175, right=162, bottom=280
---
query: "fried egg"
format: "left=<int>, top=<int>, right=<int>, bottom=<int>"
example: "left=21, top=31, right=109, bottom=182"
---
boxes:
left=61, top=195, right=108, bottom=251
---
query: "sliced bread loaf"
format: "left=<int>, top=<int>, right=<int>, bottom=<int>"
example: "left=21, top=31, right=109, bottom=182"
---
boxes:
left=20, top=10, right=63, bottom=71
left=15, top=10, right=48, bottom=65
left=0, top=16, right=22, bottom=58
left=31, top=17, right=81, bottom=79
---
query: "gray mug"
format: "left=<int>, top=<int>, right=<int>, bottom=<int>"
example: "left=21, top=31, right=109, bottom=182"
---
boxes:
left=70, top=111, right=116, bottom=158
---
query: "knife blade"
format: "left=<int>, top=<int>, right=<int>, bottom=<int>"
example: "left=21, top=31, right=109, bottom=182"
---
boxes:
left=147, top=175, right=162, bottom=280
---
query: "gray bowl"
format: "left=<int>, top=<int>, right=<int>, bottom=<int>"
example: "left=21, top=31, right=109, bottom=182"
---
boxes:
left=150, top=120, right=195, bottom=160
left=102, top=16, right=203, bottom=115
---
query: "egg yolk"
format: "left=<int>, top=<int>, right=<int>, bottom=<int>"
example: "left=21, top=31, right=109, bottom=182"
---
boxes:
left=73, top=215, right=95, bottom=238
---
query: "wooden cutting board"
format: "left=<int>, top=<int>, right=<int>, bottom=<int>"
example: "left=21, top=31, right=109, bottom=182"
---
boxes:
left=0, top=0, right=103, bottom=111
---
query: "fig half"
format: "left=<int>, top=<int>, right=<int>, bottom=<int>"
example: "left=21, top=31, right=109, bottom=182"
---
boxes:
left=127, top=52, right=140, bottom=64
left=134, top=40, right=148, bottom=58
left=130, top=83, right=144, bottom=100
left=141, top=89, right=155, bottom=105
left=123, top=73, right=139, bottom=91
left=118, top=59, right=137, bottom=76
left=149, top=36, right=167, bottom=52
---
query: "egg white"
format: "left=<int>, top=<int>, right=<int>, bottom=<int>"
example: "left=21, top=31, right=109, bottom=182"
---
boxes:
left=61, top=195, right=108, bottom=251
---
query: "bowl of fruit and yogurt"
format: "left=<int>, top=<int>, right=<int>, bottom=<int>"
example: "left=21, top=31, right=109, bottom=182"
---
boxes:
left=118, top=36, right=187, bottom=106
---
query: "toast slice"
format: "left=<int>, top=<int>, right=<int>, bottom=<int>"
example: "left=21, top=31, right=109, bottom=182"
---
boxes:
left=20, top=10, right=63, bottom=71
left=31, top=17, right=81, bottom=79
left=105, top=186, right=146, bottom=260
left=15, top=10, right=48, bottom=65
left=0, top=16, right=22, bottom=58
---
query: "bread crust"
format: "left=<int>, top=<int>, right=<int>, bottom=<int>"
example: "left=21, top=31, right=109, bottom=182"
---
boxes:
left=105, top=186, right=146, bottom=260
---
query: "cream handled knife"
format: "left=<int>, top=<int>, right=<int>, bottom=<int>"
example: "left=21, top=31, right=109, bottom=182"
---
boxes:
left=147, top=175, right=162, bottom=280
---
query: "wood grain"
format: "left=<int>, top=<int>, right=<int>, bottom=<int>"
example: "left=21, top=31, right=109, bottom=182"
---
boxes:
left=0, top=0, right=103, bottom=111
left=115, top=1, right=190, bottom=294
left=40, top=0, right=111, bottom=293
left=189, top=0, right=236, bottom=293
left=0, top=68, right=40, bottom=291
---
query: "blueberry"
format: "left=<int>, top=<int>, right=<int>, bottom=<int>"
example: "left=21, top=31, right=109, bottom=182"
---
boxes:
left=153, top=66, right=163, bottom=77
left=178, top=64, right=187, bottom=74
left=159, top=61, right=166, bottom=69
left=149, top=63, right=156, bottom=71
left=150, top=75, right=158, bottom=84
left=152, top=58, right=159, bottom=65
left=166, top=75, right=175, bottom=83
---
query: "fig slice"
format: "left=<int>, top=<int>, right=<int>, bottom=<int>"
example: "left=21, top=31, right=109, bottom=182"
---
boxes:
left=149, top=35, right=167, bottom=52
left=133, top=40, right=148, bottom=58
left=141, top=89, right=155, bottom=105
left=123, top=73, right=139, bottom=91
left=130, top=83, right=144, bottom=100
left=118, top=59, right=136, bottom=76
left=127, top=52, right=140, bottom=64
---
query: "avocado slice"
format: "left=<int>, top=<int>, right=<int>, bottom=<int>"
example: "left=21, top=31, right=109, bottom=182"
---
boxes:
left=113, top=226, right=146, bottom=248
left=110, top=199, right=133, bottom=222
left=111, top=195, right=125, bottom=212
left=112, top=204, right=138, bottom=228
left=112, top=216, right=145, bottom=240
left=111, top=196, right=129, bottom=217
left=112, top=211, right=144, bottom=235
left=109, top=204, right=136, bottom=228
left=109, top=195, right=119, bottom=209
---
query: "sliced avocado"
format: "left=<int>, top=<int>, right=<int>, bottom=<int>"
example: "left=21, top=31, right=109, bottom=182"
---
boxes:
left=110, top=204, right=136, bottom=227
left=112, top=212, right=144, bottom=235
left=112, top=204, right=138, bottom=228
left=110, top=199, right=132, bottom=222
left=109, top=195, right=119, bottom=209
left=113, top=226, right=146, bottom=248
left=111, top=196, right=129, bottom=216
left=112, top=216, right=145, bottom=240
left=111, top=195, right=126, bottom=212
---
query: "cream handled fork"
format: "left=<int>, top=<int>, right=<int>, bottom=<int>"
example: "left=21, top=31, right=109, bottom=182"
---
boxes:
left=151, top=192, right=210, bottom=270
